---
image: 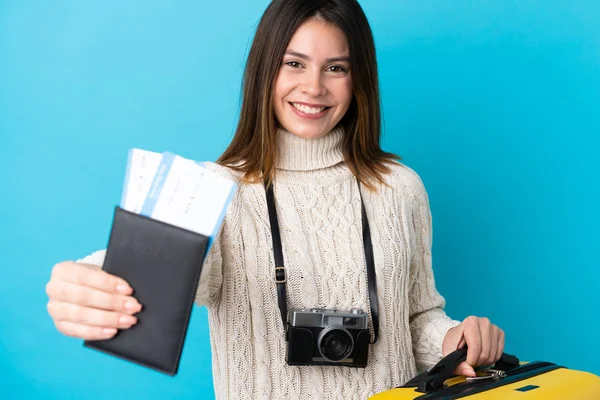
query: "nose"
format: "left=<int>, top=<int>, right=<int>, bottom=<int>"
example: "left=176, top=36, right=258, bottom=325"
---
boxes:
left=300, top=71, right=326, bottom=97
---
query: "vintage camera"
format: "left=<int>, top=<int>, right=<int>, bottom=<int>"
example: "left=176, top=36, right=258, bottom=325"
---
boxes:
left=285, top=308, right=371, bottom=368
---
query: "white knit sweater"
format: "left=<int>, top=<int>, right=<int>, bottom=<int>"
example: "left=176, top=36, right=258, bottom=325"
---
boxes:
left=79, top=128, right=460, bottom=399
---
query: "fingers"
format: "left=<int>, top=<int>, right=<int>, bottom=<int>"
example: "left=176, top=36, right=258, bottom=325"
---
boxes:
left=46, top=280, right=142, bottom=314
left=463, top=316, right=482, bottom=369
left=481, top=323, right=504, bottom=366
left=452, top=316, right=506, bottom=377
left=54, top=320, right=118, bottom=341
left=456, top=335, right=467, bottom=350
left=479, top=317, right=494, bottom=366
left=495, top=328, right=505, bottom=362
left=51, top=261, right=133, bottom=295
left=46, top=261, right=144, bottom=341
left=47, top=301, right=138, bottom=330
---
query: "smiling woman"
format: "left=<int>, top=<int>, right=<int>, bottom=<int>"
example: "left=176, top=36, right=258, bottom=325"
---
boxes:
left=217, top=0, right=399, bottom=190
left=45, top=0, right=506, bottom=399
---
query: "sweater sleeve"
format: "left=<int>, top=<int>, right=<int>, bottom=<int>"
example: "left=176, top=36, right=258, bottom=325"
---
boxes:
left=194, top=232, right=224, bottom=307
left=194, top=183, right=243, bottom=308
left=407, top=175, right=461, bottom=373
left=76, top=249, right=106, bottom=266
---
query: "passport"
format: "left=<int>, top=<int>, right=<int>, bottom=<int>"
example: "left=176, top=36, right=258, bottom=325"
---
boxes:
left=84, top=149, right=236, bottom=375
left=84, top=207, right=209, bottom=375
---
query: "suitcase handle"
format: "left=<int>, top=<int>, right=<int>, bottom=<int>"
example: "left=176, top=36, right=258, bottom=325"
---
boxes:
left=403, top=347, right=520, bottom=393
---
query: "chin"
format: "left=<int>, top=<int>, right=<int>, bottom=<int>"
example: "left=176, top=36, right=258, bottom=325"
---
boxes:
left=285, top=124, right=333, bottom=140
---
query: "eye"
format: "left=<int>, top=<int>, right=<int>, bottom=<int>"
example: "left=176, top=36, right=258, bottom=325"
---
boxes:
left=285, top=61, right=302, bottom=68
left=327, top=65, right=348, bottom=73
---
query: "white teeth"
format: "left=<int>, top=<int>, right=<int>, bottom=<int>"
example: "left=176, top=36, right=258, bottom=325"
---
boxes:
left=291, top=103, right=326, bottom=115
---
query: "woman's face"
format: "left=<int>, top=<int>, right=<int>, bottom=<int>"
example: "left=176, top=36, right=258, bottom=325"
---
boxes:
left=273, top=19, right=353, bottom=140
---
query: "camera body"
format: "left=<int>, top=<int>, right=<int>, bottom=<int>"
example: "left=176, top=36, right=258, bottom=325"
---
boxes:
left=285, top=308, right=371, bottom=368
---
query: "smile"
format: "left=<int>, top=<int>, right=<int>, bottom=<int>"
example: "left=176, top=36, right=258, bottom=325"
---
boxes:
left=289, top=102, right=331, bottom=119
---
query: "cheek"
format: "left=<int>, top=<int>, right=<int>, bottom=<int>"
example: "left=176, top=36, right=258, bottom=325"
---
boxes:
left=274, top=72, right=297, bottom=101
left=273, top=75, right=284, bottom=103
left=334, top=78, right=353, bottom=109
left=273, top=74, right=288, bottom=120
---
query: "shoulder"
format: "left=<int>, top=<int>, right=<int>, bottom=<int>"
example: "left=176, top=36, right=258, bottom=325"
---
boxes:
left=380, top=161, right=429, bottom=204
left=203, top=161, right=265, bottom=212
left=203, top=161, right=245, bottom=184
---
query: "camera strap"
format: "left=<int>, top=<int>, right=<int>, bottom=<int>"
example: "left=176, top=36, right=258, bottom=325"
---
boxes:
left=264, top=178, right=380, bottom=344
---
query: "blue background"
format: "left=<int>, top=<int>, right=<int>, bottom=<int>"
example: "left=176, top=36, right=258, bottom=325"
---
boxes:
left=1, top=0, right=598, bottom=398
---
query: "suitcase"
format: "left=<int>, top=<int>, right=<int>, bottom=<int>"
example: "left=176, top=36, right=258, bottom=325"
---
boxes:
left=370, top=347, right=600, bottom=399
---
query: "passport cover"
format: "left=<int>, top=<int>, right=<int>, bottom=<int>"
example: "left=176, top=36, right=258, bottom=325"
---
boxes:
left=84, top=206, right=209, bottom=375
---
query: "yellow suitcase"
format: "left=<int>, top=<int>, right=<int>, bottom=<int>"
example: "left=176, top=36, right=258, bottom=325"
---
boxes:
left=370, top=347, right=600, bottom=399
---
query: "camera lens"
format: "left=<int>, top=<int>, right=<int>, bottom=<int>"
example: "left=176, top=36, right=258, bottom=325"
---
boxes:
left=318, top=327, right=354, bottom=362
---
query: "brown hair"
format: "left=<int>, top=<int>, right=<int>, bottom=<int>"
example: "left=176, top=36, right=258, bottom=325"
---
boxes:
left=217, top=0, right=399, bottom=190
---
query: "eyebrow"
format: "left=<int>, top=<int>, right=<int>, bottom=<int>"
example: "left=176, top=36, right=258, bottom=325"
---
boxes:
left=285, top=50, right=350, bottom=64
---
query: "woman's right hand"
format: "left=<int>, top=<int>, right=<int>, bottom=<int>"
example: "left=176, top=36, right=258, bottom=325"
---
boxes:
left=46, top=261, right=142, bottom=340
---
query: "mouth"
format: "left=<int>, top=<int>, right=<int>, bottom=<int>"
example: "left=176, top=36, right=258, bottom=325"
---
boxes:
left=289, top=102, right=331, bottom=119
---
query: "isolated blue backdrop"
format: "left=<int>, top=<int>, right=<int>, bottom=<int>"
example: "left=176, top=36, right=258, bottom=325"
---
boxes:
left=1, top=1, right=598, bottom=399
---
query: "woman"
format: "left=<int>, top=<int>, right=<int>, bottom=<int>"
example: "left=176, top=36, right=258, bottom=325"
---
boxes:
left=45, top=0, right=505, bottom=398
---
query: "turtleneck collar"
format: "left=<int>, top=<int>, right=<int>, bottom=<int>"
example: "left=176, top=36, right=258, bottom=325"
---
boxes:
left=276, top=127, right=345, bottom=171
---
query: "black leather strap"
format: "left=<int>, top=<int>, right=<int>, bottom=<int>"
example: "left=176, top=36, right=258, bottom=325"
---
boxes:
left=357, top=185, right=379, bottom=344
left=265, top=183, right=288, bottom=330
left=264, top=179, right=379, bottom=344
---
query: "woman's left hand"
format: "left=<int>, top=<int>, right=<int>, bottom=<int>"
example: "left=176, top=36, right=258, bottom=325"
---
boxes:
left=442, top=316, right=505, bottom=377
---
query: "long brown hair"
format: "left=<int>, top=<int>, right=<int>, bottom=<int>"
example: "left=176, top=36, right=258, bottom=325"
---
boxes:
left=217, top=0, right=399, bottom=190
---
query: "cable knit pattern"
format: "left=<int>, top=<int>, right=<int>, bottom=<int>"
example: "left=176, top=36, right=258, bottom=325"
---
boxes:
left=78, top=128, right=460, bottom=399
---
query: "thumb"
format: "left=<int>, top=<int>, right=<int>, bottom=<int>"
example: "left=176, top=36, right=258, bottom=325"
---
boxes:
left=455, top=361, right=476, bottom=377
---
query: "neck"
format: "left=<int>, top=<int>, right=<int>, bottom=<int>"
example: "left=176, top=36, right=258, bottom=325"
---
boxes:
left=276, top=127, right=344, bottom=171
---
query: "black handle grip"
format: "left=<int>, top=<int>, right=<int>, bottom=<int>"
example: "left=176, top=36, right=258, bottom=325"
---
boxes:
left=416, top=347, right=468, bottom=393
left=403, top=347, right=520, bottom=393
